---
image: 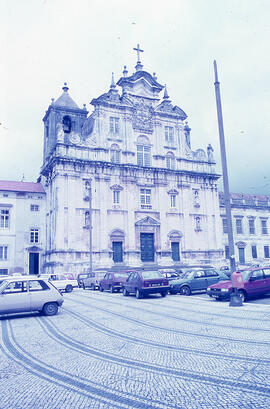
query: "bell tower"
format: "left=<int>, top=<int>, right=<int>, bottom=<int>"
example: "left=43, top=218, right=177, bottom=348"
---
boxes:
left=42, top=83, right=88, bottom=162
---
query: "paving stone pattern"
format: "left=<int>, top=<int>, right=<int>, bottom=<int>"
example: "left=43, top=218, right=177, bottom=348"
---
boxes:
left=1, top=290, right=270, bottom=408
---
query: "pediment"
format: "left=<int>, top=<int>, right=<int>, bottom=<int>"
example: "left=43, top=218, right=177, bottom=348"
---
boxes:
left=135, top=216, right=160, bottom=226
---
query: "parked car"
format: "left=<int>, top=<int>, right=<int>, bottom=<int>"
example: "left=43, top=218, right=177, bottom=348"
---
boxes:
left=169, top=267, right=228, bottom=295
left=99, top=271, right=130, bottom=293
left=158, top=268, right=182, bottom=283
left=219, top=266, right=231, bottom=278
left=123, top=270, right=170, bottom=299
left=0, top=276, right=64, bottom=316
left=83, top=270, right=107, bottom=290
left=77, top=272, right=92, bottom=288
left=207, top=267, right=270, bottom=301
left=39, top=273, right=78, bottom=293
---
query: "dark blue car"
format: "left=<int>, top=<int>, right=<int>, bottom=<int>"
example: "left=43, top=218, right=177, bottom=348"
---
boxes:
left=123, top=270, right=170, bottom=299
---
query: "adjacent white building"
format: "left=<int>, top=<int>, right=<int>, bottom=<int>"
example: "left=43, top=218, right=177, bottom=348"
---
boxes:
left=0, top=180, right=46, bottom=275
left=220, top=193, right=270, bottom=265
left=40, top=50, right=224, bottom=274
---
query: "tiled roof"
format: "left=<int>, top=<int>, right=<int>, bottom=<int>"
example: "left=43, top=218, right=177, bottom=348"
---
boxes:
left=0, top=180, right=45, bottom=193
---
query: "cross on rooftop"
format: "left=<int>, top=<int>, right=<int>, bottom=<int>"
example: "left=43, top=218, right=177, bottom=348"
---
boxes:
left=133, top=43, right=144, bottom=62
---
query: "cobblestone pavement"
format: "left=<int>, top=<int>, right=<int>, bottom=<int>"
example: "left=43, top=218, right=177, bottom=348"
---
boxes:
left=1, top=290, right=270, bottom=409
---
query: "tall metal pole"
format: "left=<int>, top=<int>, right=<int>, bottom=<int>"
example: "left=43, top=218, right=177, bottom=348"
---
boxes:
left=213, top=60, right=236, bottom=273
left=88, top=179, right=93, bottom=274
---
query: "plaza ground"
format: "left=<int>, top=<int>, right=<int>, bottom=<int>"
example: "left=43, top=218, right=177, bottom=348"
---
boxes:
left=1, top=289, right=270, bottom=409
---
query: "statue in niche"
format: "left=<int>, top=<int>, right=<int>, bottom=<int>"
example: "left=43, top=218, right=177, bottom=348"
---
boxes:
left=195, top=217, right=201, bottom=231
left=56, top=122, right=65, bottom=143
left=207, top=144, right=214, bottom=162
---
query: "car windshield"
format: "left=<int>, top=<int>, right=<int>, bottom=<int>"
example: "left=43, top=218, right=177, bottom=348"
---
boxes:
left=0, top=280, right=7, bottom=291
left=114, top=273, right=129, bottom=278
left=179, top=271, right=195, bottom=279
left=141, top=271, right=163, bottom=279
left=79, top=274, right=88, bottom=279
left=239, top=270, right=252, bottom=281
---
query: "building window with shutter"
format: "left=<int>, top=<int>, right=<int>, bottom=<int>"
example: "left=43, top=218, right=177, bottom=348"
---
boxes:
left=113, top=190, right=120, bottom=204
left=261, top=219, right=268, bottom=235
left=0, top=209, right=9, bottom=228
left=30, top=204, right=39, bottom=212
left=166, top=152, right=176, bottom=170
left=109, top=117, right=119, bottom=134
left=170, top=194, right=176, bottom=208
left=137, top=145, right=151, bottom=167
left=140, top=189, right=151, bottom=209
left=222, top=218, right=228, bottom=234
left=165, top=126, right=174, bottom=144
left=249, top=219, right=255, bottom=235
left=251, top=245, right=257, bottom=259
left=110, top=144, right=120, bottom=163
left=0, top=246, right=8, bottom=260
left=236, top=218, right=243, bottom=234
left=30, top=229, right=39, bottom=243
left=264, top=245, right=269, bottom=258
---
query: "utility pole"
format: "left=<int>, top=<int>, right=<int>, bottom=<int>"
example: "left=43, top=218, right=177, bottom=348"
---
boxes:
left=88, top=179, right=93, bottom=274
left=213, top=60, right=242, bottom=306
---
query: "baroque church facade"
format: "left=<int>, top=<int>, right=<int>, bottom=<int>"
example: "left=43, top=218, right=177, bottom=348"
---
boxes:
left=40, top=46, right=224, bottom=274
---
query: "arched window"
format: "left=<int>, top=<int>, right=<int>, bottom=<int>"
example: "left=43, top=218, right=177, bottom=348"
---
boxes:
left=62, top=115, right=72, bottom=133
left=137, top=135, right=151, bottom=167
left=110, top=144, right=120, bottom=164
left=166, top=152, right=176, bottom=170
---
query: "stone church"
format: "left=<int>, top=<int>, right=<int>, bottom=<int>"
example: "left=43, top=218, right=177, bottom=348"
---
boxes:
left=40, top=46, right=224, bottom=274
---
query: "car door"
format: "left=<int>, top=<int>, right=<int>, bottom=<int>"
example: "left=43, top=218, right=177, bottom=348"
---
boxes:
left=0, top=280, right=30, bottom=313
left=205, top=269, right=220, bottom=286
left=191, top=270, right=208, bottom=291
left=124, top=273, right=134, bottom=293
left=28, top=280, right=51, bottom=311
left=262, top=268, right=270, bottom=294
left=246, top=269, right=266, bottom=297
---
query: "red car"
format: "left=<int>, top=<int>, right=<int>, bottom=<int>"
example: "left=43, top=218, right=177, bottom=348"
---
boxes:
left=99, top=271, right=129, bottom=293
left=207, top=267, right=270, bottom=302
left=122, top=270, right=170, bottom=299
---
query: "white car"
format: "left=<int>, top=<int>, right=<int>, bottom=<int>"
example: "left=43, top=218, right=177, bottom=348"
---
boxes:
left=0, top=276, right=64, bottom=316
left=39, top=273, right=78, bottom=293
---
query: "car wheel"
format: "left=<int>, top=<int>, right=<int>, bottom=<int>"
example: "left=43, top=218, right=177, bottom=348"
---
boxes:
left=65, top=285, right=73, bottom=293
left=99, top=285, right=104, bottom=292
left=161, top=291, right=167, bottom=298
left=123, top=288, right=129, bottom=296
left=135, top=289, right=142, bottom=299
left=238, top=289, right=247, bottom=302
left=180, top=286, right=191, bottom=296
left=43, top=302, right=58, bottom=316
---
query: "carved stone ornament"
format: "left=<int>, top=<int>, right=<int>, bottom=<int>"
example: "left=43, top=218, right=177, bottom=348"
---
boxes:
left=132, top=101, right=154, bottom=133
left=84, top=134, right=97, bottom=147
left=135, top=216, right=160, bottom=226
left=69, top=131, right=81, bottom=145
left=185, top=147, right=194, bottom=159
left=194, top=149, right=206, bottom=161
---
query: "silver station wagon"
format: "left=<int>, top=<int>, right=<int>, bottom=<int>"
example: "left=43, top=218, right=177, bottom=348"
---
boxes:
left=0, top=276, right=64, bottom=316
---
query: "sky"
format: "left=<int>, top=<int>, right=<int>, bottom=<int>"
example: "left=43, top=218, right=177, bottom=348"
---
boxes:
left=0, top=0, right=270, bottom=195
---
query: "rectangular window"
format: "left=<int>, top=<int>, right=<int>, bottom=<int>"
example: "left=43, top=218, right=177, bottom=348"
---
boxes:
left=0, top=209, right=9, bottom=228
left=225, top=245, right=229, bottom=259
left=0, top=268, right=8, bottom=274
left=264, top=245, right=270, bottom=258
left=222, top=218, right=228, bottom=234
left=137, top=145, right=151, bottom=167
left=261, top=220, right=268, bottom=235
left=109, top=117, right=119, bottom=134
left=170, top=194, right=176, bottom=207
left=0, top=246, right=8, bottom=260
left=111, top=149, right=120, bottom=163
left=30, top=229, right=39, bottom=243
left=140, top=189, right=151, bottom=209
left=166, top=156, right=175, bottom=170
left=236, top=219, right=243, bottom=234
left=165, top=126, right=174, bottom=144
left=249, top=219, right=255, bottom=234
left=113, top=190, right=120, bottom=204
left=30, top=204, right=39, bottom=212
left=251, top=245, right=257, bottom=259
